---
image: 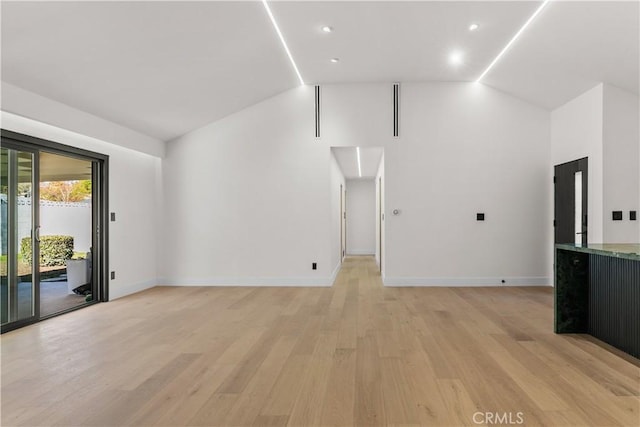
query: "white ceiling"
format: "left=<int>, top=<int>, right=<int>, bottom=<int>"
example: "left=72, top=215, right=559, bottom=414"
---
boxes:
left=483, top=1, right=639, bottom=109
left=1, top=1, right=638, bottom=142
left=271, top=1, right=541, bottom=83
left=1, top=1, right=296, bottom=141
left=332, top=147, right=383, bottom=179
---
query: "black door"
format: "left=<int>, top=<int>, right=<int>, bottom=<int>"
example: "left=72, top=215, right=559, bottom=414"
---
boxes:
left=554, top=158, right=588, bottom=245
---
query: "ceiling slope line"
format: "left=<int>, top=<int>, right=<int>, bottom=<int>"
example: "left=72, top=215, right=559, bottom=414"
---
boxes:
left=476, top=0, right=552, bottom=83
left=262, top=0, right=305, bottom=86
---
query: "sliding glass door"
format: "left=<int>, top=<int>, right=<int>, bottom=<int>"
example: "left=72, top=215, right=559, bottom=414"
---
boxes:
left=1, top=130, right=108, bottom=332
left=1, top=145, right=39, bottom=327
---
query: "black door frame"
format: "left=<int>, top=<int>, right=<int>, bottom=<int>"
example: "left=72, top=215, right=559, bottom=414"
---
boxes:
left=554, top=157, right=588, bottom=245
left=1, top=129, right=109, bottom=333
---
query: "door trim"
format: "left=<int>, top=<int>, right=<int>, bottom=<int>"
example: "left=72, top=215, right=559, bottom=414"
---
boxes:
left=378, top=176, right=383, bottom=273
left=343, top=188, right=347, bottom=258
left=339, top=184, right=342, bottom=262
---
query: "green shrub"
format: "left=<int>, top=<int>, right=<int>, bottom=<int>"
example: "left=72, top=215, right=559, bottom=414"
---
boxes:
left=20, top=235, right=74, bottom=266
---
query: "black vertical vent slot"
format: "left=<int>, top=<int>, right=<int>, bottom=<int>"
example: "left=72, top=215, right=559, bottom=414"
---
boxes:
left=393, top=83, right=400, bottom=137
left=315, top=85, right=321, bottom=138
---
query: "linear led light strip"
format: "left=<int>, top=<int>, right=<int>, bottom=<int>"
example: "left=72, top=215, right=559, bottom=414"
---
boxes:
left=262, top=0, right=305, bottom=85
left=476, top=0, right=551, bottom=82
left=356, top=147, right=362, bottom=178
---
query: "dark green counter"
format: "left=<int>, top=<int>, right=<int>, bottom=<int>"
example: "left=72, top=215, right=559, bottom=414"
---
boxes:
left=555, top=244, right=640, bottom=359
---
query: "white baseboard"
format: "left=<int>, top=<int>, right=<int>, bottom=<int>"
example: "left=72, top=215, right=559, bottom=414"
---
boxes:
left=329, top=261, right=342, bottom=285
left=109, top=279, right=156, bottom=300
left=383, top=277, right=551, bottom=287
left=158, top=275, right=337, bottom=287
left=107, top=274, right=548, bottom=295
left=153, top=262, right=344, bottom=288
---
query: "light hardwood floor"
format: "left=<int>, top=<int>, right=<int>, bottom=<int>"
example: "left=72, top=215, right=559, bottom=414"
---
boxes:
left=1, top=256, right=638, bottom=426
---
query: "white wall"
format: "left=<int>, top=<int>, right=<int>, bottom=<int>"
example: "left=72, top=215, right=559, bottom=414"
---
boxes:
left=384, top=84, right=550, bottom=285
left=1, top=111, right=161, bottom=299
left=4, top=79, right=634, bottom=295
left=4, top=82, right=553, bottom=291
left=160, top=86, right=336, bottom=285
left=162, top=82, right=551, bottom=287
left=550, top=83, right=604, bottom=243
left=603, top=84, right=640, bottom=243
left=346, top=179, right=376, bottom=255
left=329, top=150, right=346, bottom=274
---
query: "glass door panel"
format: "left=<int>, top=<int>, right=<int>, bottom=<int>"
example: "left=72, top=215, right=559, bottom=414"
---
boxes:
left=1, top=147, right=38, bottom=327
left=39, top=152, right=94, bottom=317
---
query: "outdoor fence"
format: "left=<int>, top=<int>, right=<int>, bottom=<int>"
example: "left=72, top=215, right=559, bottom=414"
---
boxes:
left=1, top=197, right=91, bottom=255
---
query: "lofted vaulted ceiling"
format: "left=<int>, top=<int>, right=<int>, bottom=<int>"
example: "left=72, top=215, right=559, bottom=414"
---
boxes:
left=482, top=1, right=639, bottom=109
left=1, top=1, right=295, bottom=141
left=1, top=1, right=638, bottom=143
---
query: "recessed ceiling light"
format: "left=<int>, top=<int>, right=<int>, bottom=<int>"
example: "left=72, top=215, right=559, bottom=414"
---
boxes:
left=330, top=58, right=340, bottom=63
left=469, top=23, right=479, bottom=31
left=449, top=51, right=463, bottom=66
left=321, top=26, right=333, bottom=33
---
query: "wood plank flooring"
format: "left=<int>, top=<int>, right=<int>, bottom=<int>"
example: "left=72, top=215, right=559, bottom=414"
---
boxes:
left=1, top=256, right=638, bottom=426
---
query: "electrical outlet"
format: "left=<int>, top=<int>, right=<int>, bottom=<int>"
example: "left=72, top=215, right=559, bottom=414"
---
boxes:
left=110, top=271, right=116, bottom=280
left=312, top=263, right=317, bottom=270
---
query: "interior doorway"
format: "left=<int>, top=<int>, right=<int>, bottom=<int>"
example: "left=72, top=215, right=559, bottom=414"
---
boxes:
left=331, top=146, right=384, bottom=275
left=345, top=179, right=376, bottom=256
left=1, top=130, right=108, bottom=332
left=554, top=157, right=588, bottom=245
